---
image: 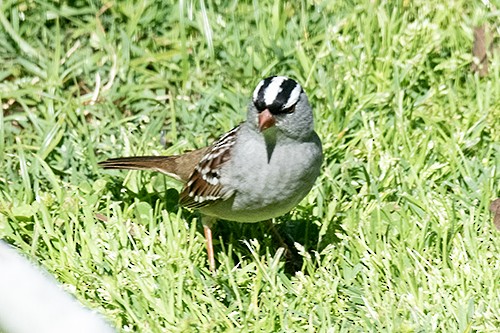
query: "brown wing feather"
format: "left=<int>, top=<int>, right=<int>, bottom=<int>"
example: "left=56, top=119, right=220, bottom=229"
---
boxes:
left=99, top=126, right=240, bottom=209
left=179, top=126, right=239, bottom=208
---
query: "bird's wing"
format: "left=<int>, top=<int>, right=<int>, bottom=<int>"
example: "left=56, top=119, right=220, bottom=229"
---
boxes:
left=179, top=126, right=240, bottom=208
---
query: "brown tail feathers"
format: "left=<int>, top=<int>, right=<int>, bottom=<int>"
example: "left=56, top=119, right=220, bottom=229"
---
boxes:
left=98, top=148, right=209, bottom=182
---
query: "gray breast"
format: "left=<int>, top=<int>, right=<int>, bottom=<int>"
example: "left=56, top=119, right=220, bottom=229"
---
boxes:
left=201, top=127, right=321, bottom=222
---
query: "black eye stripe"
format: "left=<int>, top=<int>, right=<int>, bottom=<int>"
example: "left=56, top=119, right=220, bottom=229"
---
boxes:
left=252, top=76, right=302, bottom=114
left=271, top=79, right=300, bottom=113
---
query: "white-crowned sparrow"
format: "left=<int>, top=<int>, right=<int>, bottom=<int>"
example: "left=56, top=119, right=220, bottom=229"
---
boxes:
left=99, top=76, right=323, bottom=270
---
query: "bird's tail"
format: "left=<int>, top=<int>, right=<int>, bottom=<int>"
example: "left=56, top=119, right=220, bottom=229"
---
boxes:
left=99, top=156, right=174, bottom=171
left=98, top=148, right=209, bottom=182
left=98, top=156, right=184, bottom=180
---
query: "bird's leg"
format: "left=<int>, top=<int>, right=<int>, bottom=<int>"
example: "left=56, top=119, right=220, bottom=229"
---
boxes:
left=266, top=220, right=303, bottom=273
left=202, top=216, right=216, bottom=271
left=265, top=220, right=291, bottom=260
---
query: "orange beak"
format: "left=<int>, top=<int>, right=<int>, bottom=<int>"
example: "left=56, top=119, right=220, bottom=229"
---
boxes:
left=258, top=109, right=276, bottom=132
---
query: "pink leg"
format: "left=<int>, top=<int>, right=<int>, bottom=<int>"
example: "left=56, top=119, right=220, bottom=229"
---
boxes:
left=203, top=218, right=215, bottom=271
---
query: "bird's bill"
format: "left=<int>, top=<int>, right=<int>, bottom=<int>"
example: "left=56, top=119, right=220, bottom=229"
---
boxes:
left=258, top=109, right=276, bottom=132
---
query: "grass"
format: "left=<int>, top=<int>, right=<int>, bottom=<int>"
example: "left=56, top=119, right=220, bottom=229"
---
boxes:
left=1, top=0, right=499, bottom=331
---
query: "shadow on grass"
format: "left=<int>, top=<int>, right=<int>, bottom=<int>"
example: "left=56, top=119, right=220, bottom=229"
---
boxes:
left=213, top=206, right=344, bottom=275
left=102, top=178, right=345, bottom=275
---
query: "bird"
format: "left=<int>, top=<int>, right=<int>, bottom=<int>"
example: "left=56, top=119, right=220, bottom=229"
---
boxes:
left=99, top=76, right=323, bottom=270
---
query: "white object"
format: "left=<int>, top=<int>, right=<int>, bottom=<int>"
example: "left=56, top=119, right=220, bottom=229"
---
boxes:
left=0, top=241, right=116, bottom=333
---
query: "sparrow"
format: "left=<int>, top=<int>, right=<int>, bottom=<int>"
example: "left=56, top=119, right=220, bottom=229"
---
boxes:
left=99, top=76, right=323, bottom=270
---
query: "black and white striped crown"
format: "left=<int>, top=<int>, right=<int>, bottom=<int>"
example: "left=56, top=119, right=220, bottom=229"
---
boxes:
left=252, top=76, right=303, bottom=114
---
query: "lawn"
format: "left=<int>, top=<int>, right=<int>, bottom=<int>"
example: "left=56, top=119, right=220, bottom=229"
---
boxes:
left=1, top=0, right=499, bottom=332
